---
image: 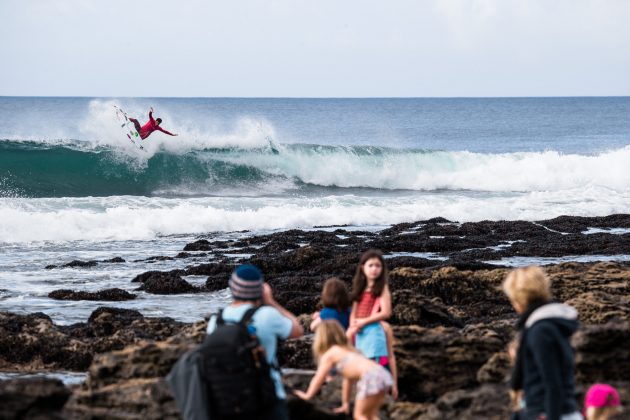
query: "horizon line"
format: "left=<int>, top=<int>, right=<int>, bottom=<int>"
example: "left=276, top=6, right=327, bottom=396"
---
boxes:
left=1, top=94, right=630, bottom=100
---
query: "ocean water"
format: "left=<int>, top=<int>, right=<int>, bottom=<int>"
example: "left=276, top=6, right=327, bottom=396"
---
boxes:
left=1, top=97, right=630, bottom=324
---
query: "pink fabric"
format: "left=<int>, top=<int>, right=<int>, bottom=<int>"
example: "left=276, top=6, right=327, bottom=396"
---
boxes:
left=584, top=384, right=620, bottom=408
left=376, top=356, right=388, bottom=367
left=138, top=112, right=174, bottom=139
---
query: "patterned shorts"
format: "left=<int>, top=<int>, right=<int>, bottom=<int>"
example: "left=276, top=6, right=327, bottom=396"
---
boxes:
left=356, top=365, right=393, bottom=400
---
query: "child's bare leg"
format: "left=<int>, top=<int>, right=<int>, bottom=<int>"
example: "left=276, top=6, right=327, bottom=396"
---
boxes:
left=354, top=391, right=387, bottom=420
left=382, top=321, right=398, bottom=399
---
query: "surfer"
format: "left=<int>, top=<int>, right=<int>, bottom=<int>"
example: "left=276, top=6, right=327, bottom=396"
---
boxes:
left=128, top=107, right=178, bottom=140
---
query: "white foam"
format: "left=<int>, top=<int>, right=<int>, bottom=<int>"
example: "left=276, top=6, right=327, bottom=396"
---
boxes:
left=384, top=252, right=448, bottom=261
left=485, top=254, right=630, bottom=267
left=582, top=227, right=630, bottom=235
left=214, top=145, right=630, bottom=192
left=2, top=187, right=630, bottom=244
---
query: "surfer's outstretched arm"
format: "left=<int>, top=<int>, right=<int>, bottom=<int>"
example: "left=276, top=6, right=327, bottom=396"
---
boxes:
left=148, top=108, right=155, bottom=124
left=156, top=127, right=177, bottom=136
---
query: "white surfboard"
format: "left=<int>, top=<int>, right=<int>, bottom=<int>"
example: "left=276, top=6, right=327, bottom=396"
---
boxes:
left=114, top=106, right=146, bottom=151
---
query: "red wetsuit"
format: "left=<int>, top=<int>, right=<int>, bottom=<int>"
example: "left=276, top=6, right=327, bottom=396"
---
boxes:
left=131, top=111, right=176, bottom=140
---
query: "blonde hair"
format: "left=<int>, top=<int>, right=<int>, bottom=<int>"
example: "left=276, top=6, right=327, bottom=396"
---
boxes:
left=312, top=320, right=352, bottom=360
left=502, top=266, right=552, bottom=308
left=586, top=406, right=623, bottom=420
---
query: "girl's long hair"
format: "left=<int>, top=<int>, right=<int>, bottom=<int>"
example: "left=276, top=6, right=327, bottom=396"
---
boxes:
left=350, top=249, right=389, bottom=302
left=312, top=320, right=352, bottom=361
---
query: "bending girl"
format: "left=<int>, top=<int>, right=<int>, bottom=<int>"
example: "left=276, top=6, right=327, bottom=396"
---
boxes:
left=294, top=320, right=392, bottom=420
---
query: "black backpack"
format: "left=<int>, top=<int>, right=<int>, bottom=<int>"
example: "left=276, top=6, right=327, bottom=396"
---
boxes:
left=201, top=305, right=278, bottom=419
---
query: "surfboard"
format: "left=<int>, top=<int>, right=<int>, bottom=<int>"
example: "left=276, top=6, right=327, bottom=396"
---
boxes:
left=114, top=106, right=146, bottom=151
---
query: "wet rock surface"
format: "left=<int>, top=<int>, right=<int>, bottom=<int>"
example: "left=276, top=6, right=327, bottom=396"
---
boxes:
left=133, top=271, right=199, bottom=294
left=3, top=215, right=630, bottom=419
left=0, top=307, right=187, bottom=372
left=48, top=288, right=137, bottom=301
left=44, top=257, right=126, bottom=270
left=0, top=377, right=71, bottom=420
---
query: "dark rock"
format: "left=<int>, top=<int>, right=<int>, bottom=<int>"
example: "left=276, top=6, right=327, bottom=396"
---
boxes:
left=0, top=308, right=189, bottom=373
left=250, top=245, right=337, bottom=276
left=63, top=260, right=98, bottom=268
left=183, top=239, right=213, bottom=251
left=87, top=307, right=144, bottom=336
left=138, top=275, right=197, bottom=295
left=286, top=397, right=348, bottom=420
left=424, top=217, right=454, bottom=223
left=566, top=291, right=630, bottom=324
left=388, top=402, right=431, bottom=420
left=278, top=335, right=315, bottom=369
left=0, top=377, right=71, bottom=420
left=273, top=290, right=320, bottom=316
left=131, top=269, right=184, bottom=282
left=0, top=311, right=93, bottom=371
left=476, top=352, right=511, bottom=383
left=537, top=214, right=630, bottom=234
left=419, top=383, right=511, bottom=420
left=573, top=320, right=630, bottom=385
left=186, top=263, right=233, bottom=277
left=390, top=266, right=512, bottom=323
left=101, top=257, right=126, bottom=263
left=393, top=325, right=504, bottom=401
left=144, top=255, right=175, bottom=262
left=48, top=288, right=136, bottom=301
left=205, top=276, right=230, bottom=292
left=391, top=290, right=463, bottom=328
left=63, top=323, right=207, bottom=419
left=284, top=372, right=352, bottom=419
left=386, top=256, right=438, bottom=270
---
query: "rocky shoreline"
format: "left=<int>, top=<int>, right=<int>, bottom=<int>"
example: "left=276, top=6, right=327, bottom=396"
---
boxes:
left=1, top=215, right=629, bottom=419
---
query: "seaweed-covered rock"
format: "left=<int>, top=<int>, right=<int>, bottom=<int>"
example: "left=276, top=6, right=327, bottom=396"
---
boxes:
left=393, top=325, right=504, bottom=401
left=0, top=377, right=71, bottom=420
left=48, top=288, right=136, bottom=301
left=135, top=273, right=197, bottom=295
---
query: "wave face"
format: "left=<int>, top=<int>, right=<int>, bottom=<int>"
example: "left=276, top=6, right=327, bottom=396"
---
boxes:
left=0, top=141, right=280, bottom=197
left=2, top=140, right=630, bottom=198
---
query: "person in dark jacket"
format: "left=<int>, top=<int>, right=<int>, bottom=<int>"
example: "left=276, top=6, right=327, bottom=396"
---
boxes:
left=503, top=266, right=582, bottom=420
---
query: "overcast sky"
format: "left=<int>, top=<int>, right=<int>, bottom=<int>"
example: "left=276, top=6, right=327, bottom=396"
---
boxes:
left=1, top=0, right=629, bottom=97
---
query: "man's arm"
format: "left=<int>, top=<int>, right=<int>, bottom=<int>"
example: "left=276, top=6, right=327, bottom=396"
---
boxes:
left=148, top=108, right=155, bottom=123
left=156, top=126, right=178, bottom=136
left=262, top=283, right=303, bottom=338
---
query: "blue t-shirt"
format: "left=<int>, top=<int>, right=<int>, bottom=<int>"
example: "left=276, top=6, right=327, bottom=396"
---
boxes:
left=319, top=307, right=350, bottom=330
left=206, top=304, right=293, bottom=400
